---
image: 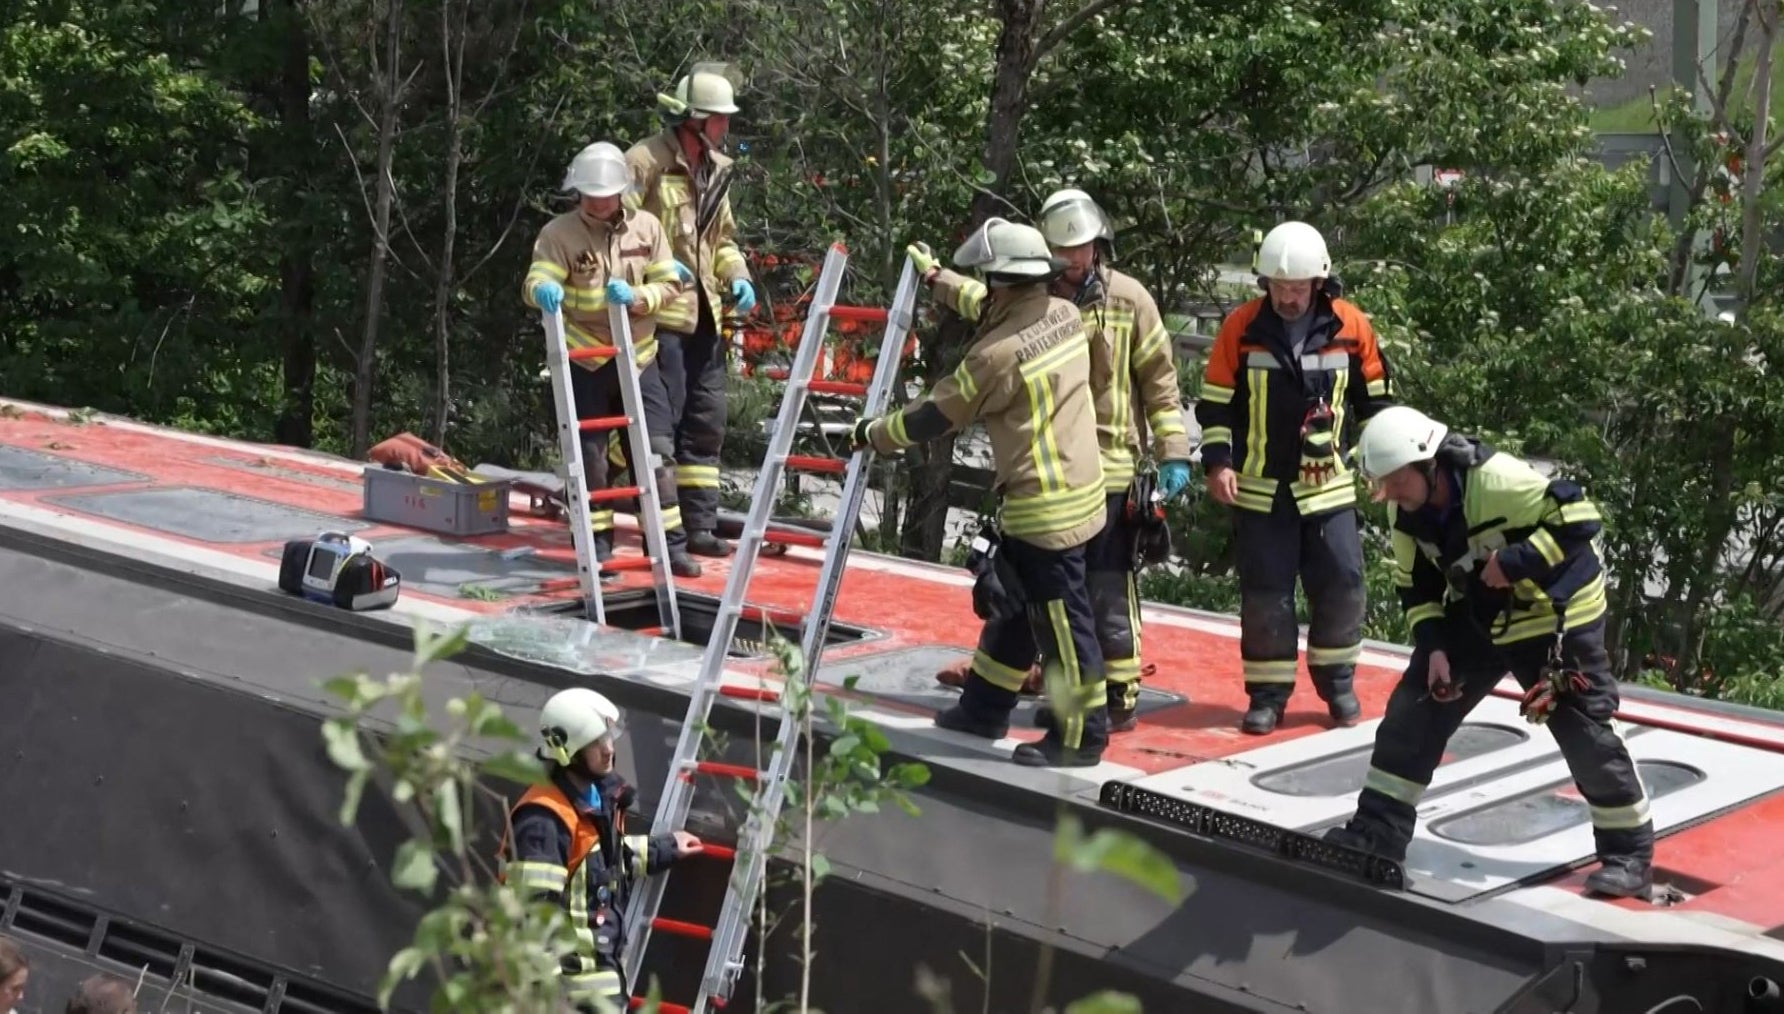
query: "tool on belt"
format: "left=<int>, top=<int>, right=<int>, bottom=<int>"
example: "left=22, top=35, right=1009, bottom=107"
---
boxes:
left=1520, top=610, right=1587, bottom=724
left=963, top=519, right=1025, bottom=623
left=1298, top=397, right=1340, bottom=486
left=1124, top=469, right=1174, bottom=568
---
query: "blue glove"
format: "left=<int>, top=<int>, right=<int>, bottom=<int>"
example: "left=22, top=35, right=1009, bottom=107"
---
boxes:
left=533, top=280, right=563, bottom=314
left=605, top=280, right=635, bottom=306
left=672, top=259, right=694, bottom=283
left=1159, top=460, right=1191, bottom=498
left=730, top=277, right=757, bottom=314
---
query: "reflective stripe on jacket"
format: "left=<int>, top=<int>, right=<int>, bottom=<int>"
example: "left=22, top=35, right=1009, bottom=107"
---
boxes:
left=1195, top=293, right=1395, bottom=514
left=523, top=207, right=682, bottom=369
left=624, top=129, right=751, bottom=333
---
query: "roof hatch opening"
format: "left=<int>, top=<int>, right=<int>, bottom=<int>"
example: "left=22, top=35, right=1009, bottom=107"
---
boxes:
left=1429, top=759, right=1705, bottom=847
left=1252, top=723, right=1530, bottom=798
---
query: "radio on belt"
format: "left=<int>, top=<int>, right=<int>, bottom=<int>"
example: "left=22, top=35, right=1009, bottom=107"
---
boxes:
left=277, top=531, right=401, bottom=611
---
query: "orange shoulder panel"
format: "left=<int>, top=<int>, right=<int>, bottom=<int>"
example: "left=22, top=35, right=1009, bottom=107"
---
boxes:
left=512, top=783, right=602, bottom=876
left=1204, top=298, right=1264, bottom=388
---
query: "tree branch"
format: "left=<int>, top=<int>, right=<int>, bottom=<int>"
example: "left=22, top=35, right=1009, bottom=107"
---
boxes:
left=1033, top=0, right=1139, bottom=68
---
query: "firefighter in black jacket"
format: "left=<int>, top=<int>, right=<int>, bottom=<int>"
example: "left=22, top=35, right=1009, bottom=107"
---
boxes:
left=1322, top=406, right=1654, bottom=898
left=1195, top=221, right=1397, bottom=734
left=501, top=688, right=704, bottom=1008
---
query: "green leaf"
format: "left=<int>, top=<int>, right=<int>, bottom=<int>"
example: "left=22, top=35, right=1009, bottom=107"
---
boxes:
left=435, top=778, right=465, bottom=855
left=322, top=674, right=369, bottom=707
left=338, top=769, right=369, bottom=827
left=890, top=762, right=931, bottom=788
left=830, top=733, right=860, bottom=757
left=414, top=621, right=471, bottom=668
left=378, top=947, right=428, bottom=1008
left=1064, top=991, right=1143, bottom=1014
left=1056, top=818, right=1182, bottom=904
left=808, top=852, right=831, bottom=883
left=321, top=718, right=369, bottom=772
left=481, top=750, right=546, bottom=787
left=391, top=839, right=439, bottom=894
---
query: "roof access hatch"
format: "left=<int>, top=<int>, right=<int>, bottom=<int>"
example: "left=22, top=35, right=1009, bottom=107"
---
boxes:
left=1121, top=693, right=1784, bottom=902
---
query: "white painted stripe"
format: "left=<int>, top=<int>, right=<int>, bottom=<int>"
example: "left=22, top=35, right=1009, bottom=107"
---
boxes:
left=1510, top=885, right=1784, bottom=961
left=0, top=496, right=482, bottom=628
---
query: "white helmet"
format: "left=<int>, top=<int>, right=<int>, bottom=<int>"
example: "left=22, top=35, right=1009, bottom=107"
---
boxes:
left=562, top=142, right=630, bottom=198
left=1038, top=188, right=1114, bottom=249
left=1255, top=221, right=1331, bottom=281
left=1357, top=406, right=1449, bottom=481
left=537, top=688, right=622, bottom=766
left=662, top=63, right=741, bottom=118
left=952, top=218, right=1060, bottom=281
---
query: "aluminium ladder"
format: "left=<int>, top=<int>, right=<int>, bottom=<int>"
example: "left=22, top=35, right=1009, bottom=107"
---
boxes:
left=620, top=244, right=921, bottom=1013
left=541, top=301, right=682, bottom=639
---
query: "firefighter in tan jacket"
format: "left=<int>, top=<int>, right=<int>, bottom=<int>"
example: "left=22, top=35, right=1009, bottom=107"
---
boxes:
left=523, top=141, right=701, bottom=578
left=624, top=65, right=756, bottom=558
left=909, top=190, right=1192, bottom=732
left=853, top=220, right=1109, bottom=768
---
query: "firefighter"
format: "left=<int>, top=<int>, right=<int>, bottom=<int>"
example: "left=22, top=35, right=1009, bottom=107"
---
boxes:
left=523, top=142, right=702, bottom=579
left=1322, top=406, right=1654, bottom=898
left=1194, top=221, right=1395, bottom=734
left=854, top=219, right=1109, bottom=767
left=910, top=189, right=1191, bottom=732
left=625, top=64, right=756, bottom=559
left=502, top=687, right=705, bottom=1009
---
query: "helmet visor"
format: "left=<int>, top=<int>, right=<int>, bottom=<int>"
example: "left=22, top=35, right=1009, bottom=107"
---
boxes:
left=1040, top=198, right=1109, bottom=249
left=565, top=153, right=630, bottom=198
left=952, top=217, right=1010, bottom=270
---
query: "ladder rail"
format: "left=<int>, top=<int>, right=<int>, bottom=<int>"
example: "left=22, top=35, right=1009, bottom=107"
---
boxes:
left=609, top=302, right=683, bottom=640
left=695, top=256, right=919, bottom=1007
left=541, top=308, right=604, bottom=621
left=619, top=243, right=851, bottom=989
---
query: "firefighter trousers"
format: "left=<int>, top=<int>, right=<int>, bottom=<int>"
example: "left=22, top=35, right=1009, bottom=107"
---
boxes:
left=1233, top=494, right=1364, bottom=709
left=1344, top=617, right=1653, bottom=864
left=1084, top=492, right=1143, bottom=712
left=958, top=534, right=1110, bottom=752
left=656, top=295, right=725, bottom=535
left=570, top=359, right=686, bottom=549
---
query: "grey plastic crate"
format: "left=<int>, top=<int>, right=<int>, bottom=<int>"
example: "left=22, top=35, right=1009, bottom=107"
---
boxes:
left=361, top=466, right=511, bottom=536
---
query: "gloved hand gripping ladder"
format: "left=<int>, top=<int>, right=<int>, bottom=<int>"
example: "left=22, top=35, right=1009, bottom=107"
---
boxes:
left=540, top=300, right=683, bottom=638
left=618, top=244, right=921, bottom=1013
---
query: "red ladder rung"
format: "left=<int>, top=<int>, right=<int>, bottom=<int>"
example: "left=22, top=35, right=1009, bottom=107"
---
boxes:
left=828, top=304, right=887, bottom=323
left=807, top=380, right=868, bottom=397
left=701, top=843, right=737, bottom=861
left=567, top=346, right=617, bottom=362
left=578, top=415, right=629, bottom=432
left=589, top=486, right=642, bottom=503
left=688, top=761, right=759, bottom=781
left=764, top=526, right=826, bottom=549
left=785, top=454, right=847, bottom=475
left=718, top=683, right=782, bottom=703
left=601, top=556, right=654, bottom=573
left=651, top=917, right=714, bottom=940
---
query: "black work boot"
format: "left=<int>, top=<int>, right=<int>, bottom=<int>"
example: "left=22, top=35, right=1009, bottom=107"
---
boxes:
left=1327, top=691, right=1361, bottom=727
left=1012, top=734, right=1104, bottom=768
left=935, top=674, right=1014, bottom=740
left=685, top=531, right=733, bottom=557
left=1585, top=856, right=1653, bottom=899
left=591, top=532, right=615, bottom=562
left=668, top=551, right=702, bottom=579
left=1321, top=819, right=1409, bottom=864
left=1241, top=701, right=1283, bottom=735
